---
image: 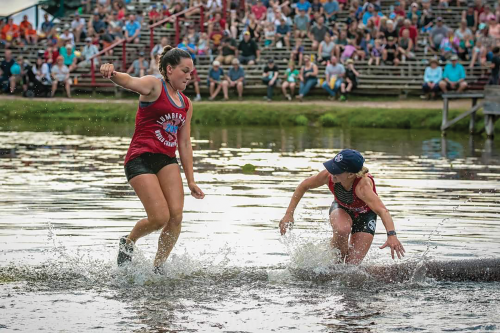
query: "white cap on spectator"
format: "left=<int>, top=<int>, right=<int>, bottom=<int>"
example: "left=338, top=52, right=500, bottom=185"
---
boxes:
left=213, top=60, right=221, bottom=66
left=411, top=2, right=418, bottom=7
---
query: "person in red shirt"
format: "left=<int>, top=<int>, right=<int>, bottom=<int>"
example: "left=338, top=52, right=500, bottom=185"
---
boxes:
left=1, top=18, right=22, bottom=47
left=399, top=19, right=418, bottom=46
left=44, top=43, right=60, bottom=65
left=251, top=0, right=268, bottom=23
left=100, top=46, right=205, bottom=273
left=20, top=15, right=38, bottom=45
left=208, top=12, right=226, bottom=36
left=393, top=1, right=406, bottom=18
left=148, top=4, right=161, bottom=24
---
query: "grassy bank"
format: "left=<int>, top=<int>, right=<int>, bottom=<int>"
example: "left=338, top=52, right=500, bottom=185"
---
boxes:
left=1, top=99, right=498, bottom=132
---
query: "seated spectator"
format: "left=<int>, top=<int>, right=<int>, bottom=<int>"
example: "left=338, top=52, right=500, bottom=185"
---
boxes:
left=252, top=0, right=268, bottom=24
left=322, top=57, right=345, bottom=100
left=296, top=55, right=318, bottom=101
left=136, top=9, right=145, bottom=26
left=407, top=2, right=422, bottom=23
left=222, top=58, right=245, bottom=101
left=245, top=14, right=262, bottom=42
left=216, top=36, right=237, bottom=65
left=490, top=46, right=500, bottom=85
left=9, top=56, right=29, bottom=94
left=295, top=0, right=312, bottom=16
left=44, top=42, right=59, bottom=66
left=19, top=15, right=38, bottom=45
left=311, top=0, right=324, bottom=17
left=439, top=55, right=467, bottom=92
left=318, top=34, right=335, bottom=65
left=127, top=51, right=148, bottom=77
left=462, top=4, right=478, bottom=32
left=340, top=40, right=357, bottom=63
left=262, top=59, right=280, bottom=102
left=114, top=1, right=127, bottom=20
left=455, top=20, right=473, bottom=41
left=59, top=44, right=78, bottom=72
left=399, top=19, right=418, bottom=46
left=422, top=58, right=443, bottom=99
left=391, top=1, right=406, bottom=20
left=369, top=38, right=383, bottom=66
left=420, top=1, right=435, bottom=33
left=238, top=31, right=260, bottom=65
left=39, top=14, right=54, bottom=40
left=125, top=15, right=141, bottom=44
left=197, top=33, right=210, bottom=56
left=290, top=38, right=305, bottom=67
left=398, top=29, right=415, bottom=61
left=323, top=0, right=339, bottom=23
left=362, top=4, right=383, bottom=26
left=335, top=30, right=348, bottom=59
left=208, top=60, right=225, bottom=100
left=340, top=59, right=359, bottom=101
left=282, top=61, right=300, bottom=100
left=100, top=25, right=120, bottom=54
left=384, top=19, right=399, bottom=40
left=30, top=57, right=52, bottom=93
left=177, top=36, right=197, bottom=60
left=308, top=16, right=330, bottom=51
left=440, top=30, right=459, bottom=60
left=264, top=22, right=276, bottom=48
left=60, top=25, right=75, bottom=46
left=1, top=18, right=21, bottom=48
left=149, top=51, right=162, bottom=79
left=489, top=16, right=500, bottom=39
left=151, top=37, right=169, bottom=60
left=276, top=18, right=291, bottom=49
left=71, top=13, right=87, bottom=43
left=206, top=0, right=223, bottom=18
left=294, top=9, right=310, bottom=39
left=429, top=17, right=449, bottom=53
left=479, top=4, right=495, bottom=23
left=78, top=37, right=99, bottom=68
left=208, top=12, right=226, bottom=37
left=148, top=4, right=161, bottom=25
left=383, top=36, right=400, bottom=65
left=51, top=56, right=72, bottom=97
left=186, top=24, right=199, bottom=45
left=0, top=50, right=15, bottom=93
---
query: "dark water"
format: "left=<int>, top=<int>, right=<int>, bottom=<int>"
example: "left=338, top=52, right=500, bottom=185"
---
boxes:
left=0, top=122, right=499, bottom=332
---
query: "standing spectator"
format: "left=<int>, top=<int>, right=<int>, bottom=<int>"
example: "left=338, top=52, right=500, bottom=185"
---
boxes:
left=276, top=18, right=291, bottom=49
left=489, top=46, right=500, bottom=85
left=78, top=37, right=100, bottom=68
left=462, top=3, right=478, bottom=32
left=216, top=36, right=237, bottom=64
left=9, top=56, right=29, bottom=94
left=208, top=60, right=225, bottom=100
left=238, top=31, right=260, bottom=65
left=282, top=61, right=300, bottom=100
left=262, top=59, right=280, bottom=102
left=39, top=14, right=54, bottom=40
left=340, top=59, right=359, bottom=101
left=71, top=13, right=87, bottom=43
left=60, top=44, right=78, bottom=72
left=422, top=58, right=443, bottom=99
left=1, top=18, right=21, bottom=48
left=323, top=0, right=339, bottom=23
left=125, top=15, right=141, bottom=44
left=177, top=36, right=197, bottom=60
left=127, top=51, right=148, bottom=77
left=308, top=16, right=330, bottom=51
left=51, top=56, right=72, bottom=98
left=439, top=55, right=468, bottom=92
left=322, top=56, right=345, bottom=100
left=429, top=17, right=449, bottom=53
left=295, top=0, right=312, bottom=16
left=291, top=38, right=305, bottom=67
left=0, top=50, right=15, bottom=93
left=252, top=0, right=268, bottom=23
left=294, top=9, right=310, bottom=39
left=151, top=37, right=169, bottom=60
left=383, top=36, right=400, bottom=65
left=60, top=25, right=75, bottom=46
left=20, top=15, right=38, bottom=45
left=296, top=55, right=319, bottom=101
left=318, top=34, right=336, bottom=64
left=222, top=58, right=245, bottom=101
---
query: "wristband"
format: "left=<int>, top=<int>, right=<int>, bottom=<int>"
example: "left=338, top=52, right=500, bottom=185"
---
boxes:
left=387, top=230, right=397, bottom=236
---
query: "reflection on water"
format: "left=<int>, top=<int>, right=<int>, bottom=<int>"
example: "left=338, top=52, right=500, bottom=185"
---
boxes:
left=0, top=125, right=499, bottom=332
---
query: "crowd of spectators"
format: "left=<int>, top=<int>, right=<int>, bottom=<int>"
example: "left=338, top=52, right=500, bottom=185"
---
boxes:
left=1, top=0, right=499, bottom=99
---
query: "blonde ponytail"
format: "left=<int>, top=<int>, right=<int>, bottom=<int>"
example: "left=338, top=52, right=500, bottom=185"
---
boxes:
left=356, top=166, right=369, bottom=178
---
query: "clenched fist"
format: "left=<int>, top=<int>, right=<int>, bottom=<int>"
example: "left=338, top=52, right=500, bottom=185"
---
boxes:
left=100, top=63, right=116, bottom=79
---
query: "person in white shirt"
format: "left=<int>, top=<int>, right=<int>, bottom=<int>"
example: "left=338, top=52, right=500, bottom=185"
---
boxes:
left=70, top=13, right=87, bottom=43
left=78, top=38, right=100, bottom=68
left=60, top=25, right=75, bottom=46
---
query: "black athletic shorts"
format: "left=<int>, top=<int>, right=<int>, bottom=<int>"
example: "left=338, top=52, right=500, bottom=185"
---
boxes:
left=124, top=152, right=178, bottom=182
left=329, top=201, right=377, bottom=236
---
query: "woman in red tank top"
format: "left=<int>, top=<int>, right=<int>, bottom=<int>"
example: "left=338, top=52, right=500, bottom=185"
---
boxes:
left=279, top=149, right=405, bottom=264
left=100, top=46, right=204, bottom=273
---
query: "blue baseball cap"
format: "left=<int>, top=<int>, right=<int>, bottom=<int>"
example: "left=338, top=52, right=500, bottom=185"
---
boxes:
left=323, top=149, right=365, bottom=175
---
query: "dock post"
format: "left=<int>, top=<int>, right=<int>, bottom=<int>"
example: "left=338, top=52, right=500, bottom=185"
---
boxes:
left=469, top=98, right=477, bottom=134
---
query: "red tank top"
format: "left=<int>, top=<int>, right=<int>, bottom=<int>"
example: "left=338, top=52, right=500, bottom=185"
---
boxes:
left=124, top=80, right=190, bottom=165
left=328, top=174, right=377, bottom=214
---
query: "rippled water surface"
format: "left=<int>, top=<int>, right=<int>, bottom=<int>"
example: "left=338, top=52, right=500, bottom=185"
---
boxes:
left=1, top=124, right=500, bottom=332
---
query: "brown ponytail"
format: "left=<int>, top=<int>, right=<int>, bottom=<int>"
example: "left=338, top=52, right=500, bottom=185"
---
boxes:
left=158, top=45, right=191, bottom=82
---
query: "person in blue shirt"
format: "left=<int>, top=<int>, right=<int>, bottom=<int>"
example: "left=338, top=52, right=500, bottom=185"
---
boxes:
left=177, top=37, right=197, bottom=60
left=125, top=15, right=141, bottom=44
left=208, top=60, right=225, bottom=100
left=323, top=0, right=340, bottom=22
left=222, top=58, right=245, bottom=100
left=421, top=58, right=442, bottom=99
left=362, top=4, right=383, bottom=25
left=295, top=0, right=312, bottom=16
left=276, top=18, right=291, bottom=49
left=439, top=55, right=467, bottom=92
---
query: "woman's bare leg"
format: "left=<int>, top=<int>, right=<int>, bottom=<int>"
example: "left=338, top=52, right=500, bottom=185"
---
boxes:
left=346, top=232, right=374, bottom=264
left=329, top=208, right=353, bottom=263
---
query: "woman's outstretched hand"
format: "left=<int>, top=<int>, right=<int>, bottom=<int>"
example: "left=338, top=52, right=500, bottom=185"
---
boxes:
left=100, top=63, right=116, bottom=79
left=380, top=236, right=406, bottom=260
left=188, top=182, right=205, bottom=199
left=279, top=214, right=294, bottom=235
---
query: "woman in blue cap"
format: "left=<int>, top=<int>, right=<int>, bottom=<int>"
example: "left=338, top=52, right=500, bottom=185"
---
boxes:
left=279, top=149, right=405, bottom=264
